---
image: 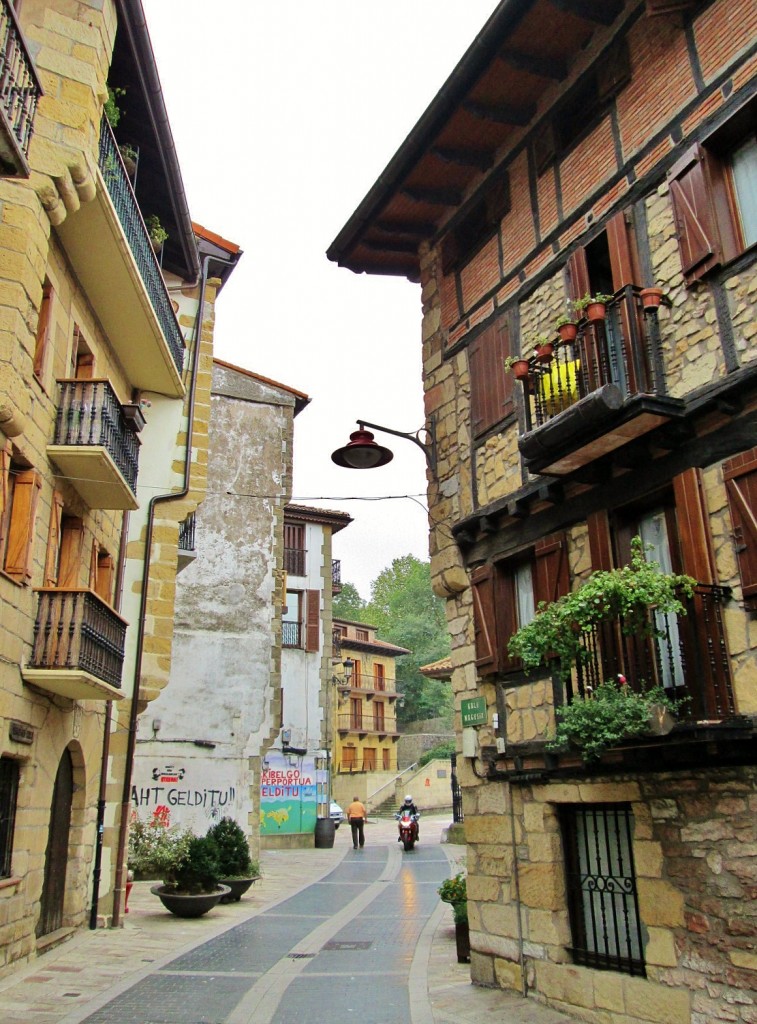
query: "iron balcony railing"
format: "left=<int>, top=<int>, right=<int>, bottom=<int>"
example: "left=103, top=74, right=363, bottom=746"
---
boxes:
left=283, top=546, right=306, bottom=576
left=178, top=512, right=196, bottom=552
left=332, top=627, right=342, bottom=659
left=282, top=620, right=301, bottom=647
left=98, top=117, right=184, bottom=374
left=337, top=714, right=399, bottom=735
left=565, top=584, right=734, bottom=722
left=29, top=589, right=126, bottom=689
left=349, top=671, right=393, bottom=692
left=54, top=379, right=140, bottom=493
left=522, top=287, right=665, bottom=432
left=0, top=0, right=42, bottom=166
left=332, top=559, right=342, bottom=592
left=336, top=756, right=398, bottom=774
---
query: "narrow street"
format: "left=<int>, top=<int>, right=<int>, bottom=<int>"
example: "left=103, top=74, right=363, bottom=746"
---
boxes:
left=0, top=816, right=572, bottom=1024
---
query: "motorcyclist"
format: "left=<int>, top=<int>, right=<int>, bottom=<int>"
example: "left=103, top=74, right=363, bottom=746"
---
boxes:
left=396, top=794, right=420, bottom=840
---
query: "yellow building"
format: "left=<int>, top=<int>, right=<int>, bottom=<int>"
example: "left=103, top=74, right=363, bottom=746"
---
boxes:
left=0, top=0, right=235, bottom=969
left=331, top=618, right=408, bottom=807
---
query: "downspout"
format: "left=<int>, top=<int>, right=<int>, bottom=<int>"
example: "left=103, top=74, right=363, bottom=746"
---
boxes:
left=89, top=509, right=130, bottom=929
left=111, top=252, right=229, bottom=926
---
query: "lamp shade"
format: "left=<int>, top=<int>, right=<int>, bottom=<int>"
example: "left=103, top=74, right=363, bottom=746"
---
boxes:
left=331, top=428, right=393, bottom=469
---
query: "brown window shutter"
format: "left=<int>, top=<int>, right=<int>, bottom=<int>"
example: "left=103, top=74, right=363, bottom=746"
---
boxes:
left=667, top=144, right=723, bottom=285
left=44, top=490, right=65, bottom=587
left=94, top=552, right=115, bottom=603
left=566, top=248, right=591, bottom=304
left=724, top=449, right=757, bottom=602
left=470, top=564, right=499, bottom=675
left=606, top=210, right=639, bottom=290
left=4, top=469, right=42, bottom=581
left=673, top=468, right=715, bottom=584
left=0, top=440, right=11, bottom=552
left=469, top=317, right=513, bottom=438
left=533, top=532, right=570, bottom=606
left=587, top=510, right=614, bottom=570
left=284, top=522, right=304, bottom=550
left=58, top=517, right=85, bottom=589
left=305, top=589, right=320, bottom=652
left=34, top=283, right=53, bottom=382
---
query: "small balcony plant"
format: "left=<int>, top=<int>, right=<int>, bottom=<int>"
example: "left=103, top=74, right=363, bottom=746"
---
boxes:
left=533, top=333, right=555, bottom=362
left=504, top=354, right=531, bottom=381
left=573, top=292, right=614, bottom=322
left=104, top=85, right=125, bottom=127
left=145, top=214, right=168, bottom=252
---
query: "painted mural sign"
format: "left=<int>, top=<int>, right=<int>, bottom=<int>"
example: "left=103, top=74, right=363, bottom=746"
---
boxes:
left=131, top=761, right=240, bottom=833
left=260, top=753, right=317, bottom=835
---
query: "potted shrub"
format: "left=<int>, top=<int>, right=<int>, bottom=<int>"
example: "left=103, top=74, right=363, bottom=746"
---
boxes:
left=533, top=333, right=554, bottom=362
left=504, top=354, right=531, bottom=381
left=150, top=834, right=230, bottom=918
left=547, top=676, right=682, bottom=762
left=128, top=808, right=191, bottom=881
left=555, top=312, right=578, bottom=343
left=639, top=286, right=665, bottom=310
left=438, top=872, right=470, bottom=963
left=574, top=292, right=614, bottom=322
left=119, top=143, right=138, bottom=179
left=206, top=817, right=260, bottom=902
left=145, top=214, right=168, bottom=253
left=103, top=85, right=125, bottom=127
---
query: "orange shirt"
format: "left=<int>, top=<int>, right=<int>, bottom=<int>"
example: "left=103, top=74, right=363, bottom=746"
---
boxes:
left=346, top=800, right=367, bottom=820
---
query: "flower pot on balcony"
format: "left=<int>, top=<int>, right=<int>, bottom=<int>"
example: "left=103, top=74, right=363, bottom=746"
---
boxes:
left=122, top=403, right=146, bottom=432
left=556, top=321, right=578, bottom=343
left=510, top=359, right=531, bottom=381
left=585, top=301, right=607, bottom=322
left=535, top=342, right=554, bottom=363
left=640, top=287, right=665, bottom=310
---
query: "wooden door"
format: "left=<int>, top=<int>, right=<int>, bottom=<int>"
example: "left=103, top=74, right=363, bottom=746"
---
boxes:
left=36, top=750, right=73, bottom=938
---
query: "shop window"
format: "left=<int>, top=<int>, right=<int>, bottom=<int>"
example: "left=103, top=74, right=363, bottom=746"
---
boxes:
left=561, top=804, right=645, bottom=976
left=0, top=758, right=19, bottom=878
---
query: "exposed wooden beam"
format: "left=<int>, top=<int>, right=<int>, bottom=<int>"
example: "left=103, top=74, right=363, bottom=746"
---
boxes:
left=433, top=146, right=494, bottom=171
left=400, top=185, right=462, bottom=206
left=374, top=220, right=436, bottom=239
left=462, top=99, right=536, bottom=126
left=363, top=238, right=419, bottom=255
left=499, top=48, right=567, bottom=81
left=548, top=0, right=623, bottom=25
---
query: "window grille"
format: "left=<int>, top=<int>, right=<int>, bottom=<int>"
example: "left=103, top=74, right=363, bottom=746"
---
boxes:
left=561, top=804, right=645, bottom=976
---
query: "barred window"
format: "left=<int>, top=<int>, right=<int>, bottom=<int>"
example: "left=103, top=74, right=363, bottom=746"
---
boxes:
left=0, top=758, right=20, bottom=878
left=561, top=804, right=645, bottom=976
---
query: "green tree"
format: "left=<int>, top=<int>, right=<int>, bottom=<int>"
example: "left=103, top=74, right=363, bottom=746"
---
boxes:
left=332, top=582, right=367, bottom=621
left=367, top=556, right=451, bottom=725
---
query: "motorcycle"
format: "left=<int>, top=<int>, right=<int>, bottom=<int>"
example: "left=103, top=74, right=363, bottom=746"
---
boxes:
left=395, top=809, right=420, bottom=851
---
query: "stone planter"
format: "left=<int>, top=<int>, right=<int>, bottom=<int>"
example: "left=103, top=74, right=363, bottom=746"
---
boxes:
left=219, top=876, right=260, bottom=903
left=150, top=883, right=230, bottom=918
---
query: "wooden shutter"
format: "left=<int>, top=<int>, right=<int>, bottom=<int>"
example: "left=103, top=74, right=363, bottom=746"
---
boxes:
left=0, top=440, right=11, bottom=553
left=471, top=564, right=499, bottom=675
left=94, top=552, right=114, bottom=603
left=587, top=510, right=615, bottom=571
left=566, top=248, right=591, bottom=305
left=305, top=589, right=320, bottom=652
left=469, top=316, right=513, bottom=438
left=673, top=468, right=715, bottom=584
left=57, top=517, right=84, bottom=588
left=724, top=448, right=757, bottom=602
left=668, top=144, right=723, bottom=285
left=4, top=469, right=41, bottom=581
left=44, top=490, right=65, bottom=587
left=533, top=532, right=570, bottom=606
left=606, top=210, right=639, bottom=290
left=33, top=283, right=53, bottom=382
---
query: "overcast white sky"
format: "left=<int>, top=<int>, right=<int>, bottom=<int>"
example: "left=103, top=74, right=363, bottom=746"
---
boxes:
left=142, top=1, right=497, bottom=599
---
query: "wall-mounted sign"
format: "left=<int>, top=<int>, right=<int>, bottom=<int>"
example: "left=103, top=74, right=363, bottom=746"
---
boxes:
left=460, top=696, right=488, bottom=727
left=9, top=721, right=34, bottom=745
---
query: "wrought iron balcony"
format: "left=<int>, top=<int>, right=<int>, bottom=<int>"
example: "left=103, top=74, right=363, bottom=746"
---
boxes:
left=48, top=379, right=139, bottom=510
left=283, top=546, right=306, bottom=576
left=565, top=584, right=735, bottom=723
left=337, top=714, right=399, bottom=737
left=332, top=558, right=342, bottom=593
left=177, top=511, right=197, bottom=570
left=23, top=589, right=127, bottom=701
left=0, top=0, right=42, bottom=177
left=97, top=119, right=184, bottom=377
left=518, top=287, right=683, bottom=475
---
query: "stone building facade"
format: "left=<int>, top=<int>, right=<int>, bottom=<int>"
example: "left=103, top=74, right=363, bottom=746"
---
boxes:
left=0, top=1, right=234, bottom=969
left=329, top=1, right=757, bottom=1021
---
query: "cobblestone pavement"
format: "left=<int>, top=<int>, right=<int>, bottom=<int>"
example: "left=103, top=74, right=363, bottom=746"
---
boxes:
left=0, top=815, right=574, bottom=1024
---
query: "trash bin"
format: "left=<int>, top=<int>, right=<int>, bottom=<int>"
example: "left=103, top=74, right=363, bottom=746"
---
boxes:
left=314, top=817, right=336, bottom=848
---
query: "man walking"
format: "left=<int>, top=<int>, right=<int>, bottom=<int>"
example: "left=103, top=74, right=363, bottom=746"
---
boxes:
left=346, top=796, right=368, bottom=849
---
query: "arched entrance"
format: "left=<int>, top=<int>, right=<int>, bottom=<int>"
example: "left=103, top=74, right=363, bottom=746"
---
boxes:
left=36, top=749, right=73, bottom=937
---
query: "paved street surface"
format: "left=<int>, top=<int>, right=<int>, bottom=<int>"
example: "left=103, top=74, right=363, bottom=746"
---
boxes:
left=0, top=815, right=573, bottom=1024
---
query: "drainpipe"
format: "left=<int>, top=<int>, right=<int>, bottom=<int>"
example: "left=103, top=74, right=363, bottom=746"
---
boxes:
left=111, top=252, right=231, bottom=926
left=89, top=510, right=130, bottom=929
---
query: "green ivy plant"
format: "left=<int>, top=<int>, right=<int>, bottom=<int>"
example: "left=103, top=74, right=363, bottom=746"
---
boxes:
left=508, top=536, right=695, bottom=681
left=547, top=678, right=685, bottom=762
left=438, top=871, right=468, bottom=924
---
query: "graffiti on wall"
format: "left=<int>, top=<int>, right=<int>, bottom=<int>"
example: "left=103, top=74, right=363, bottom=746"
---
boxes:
left=131, top=762, right=239, bottom=832
left=260, top=753, right=317, bottom=834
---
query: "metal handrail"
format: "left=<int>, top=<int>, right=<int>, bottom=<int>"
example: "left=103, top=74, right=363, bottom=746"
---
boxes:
left=0, top=0, right=42, bottom=161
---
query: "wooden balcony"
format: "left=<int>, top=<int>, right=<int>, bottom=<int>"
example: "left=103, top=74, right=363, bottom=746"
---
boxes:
left=48, top=379, right=140, bottom=510
left=23, top=589, right=127, bottom=701
left=337, top=713, right=399, bottom=738
left=518, top=287, right=684, bottom=475
left=0, top=0, right=42, bottom=178
left=348, top=672, right=396, bottom=699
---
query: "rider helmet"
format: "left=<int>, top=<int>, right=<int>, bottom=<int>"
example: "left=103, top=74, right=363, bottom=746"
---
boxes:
left=404, top=795, right=413, bottom=805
